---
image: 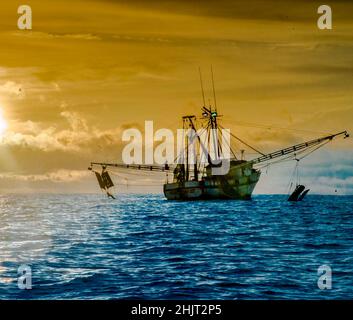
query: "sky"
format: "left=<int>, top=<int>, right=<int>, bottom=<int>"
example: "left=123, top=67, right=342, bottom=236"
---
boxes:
left=0, top=0, right=352, bottom=194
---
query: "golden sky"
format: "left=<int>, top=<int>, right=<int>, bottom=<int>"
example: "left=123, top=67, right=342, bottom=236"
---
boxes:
left=0, top=0, right=352, bottom=193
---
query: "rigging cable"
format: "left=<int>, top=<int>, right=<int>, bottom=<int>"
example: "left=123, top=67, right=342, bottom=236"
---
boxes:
left=218, top=124, right=265, bottom=156
left=217, top=126, right=237, bottom=159
left=222, top=119, right=333, bottom=136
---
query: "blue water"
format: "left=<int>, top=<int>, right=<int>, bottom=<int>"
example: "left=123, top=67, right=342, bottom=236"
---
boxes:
left=0, top=194, right=352, bottom=300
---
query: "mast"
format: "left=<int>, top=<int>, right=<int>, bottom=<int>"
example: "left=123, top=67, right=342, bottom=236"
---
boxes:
left=211, top=65, right=217, bottom=112
left=183, top=115, right=198, bottom=181
left=211, top=114, right=219, bottom=161
left=206, top=66, right=220, bottom=160
left=199, top=67, right=206, bottom=107
left=193, top=131, right=198, bottom=181
left=202, top=106, right=220, bottom=161
left=186, top=132, right=189, bottom=181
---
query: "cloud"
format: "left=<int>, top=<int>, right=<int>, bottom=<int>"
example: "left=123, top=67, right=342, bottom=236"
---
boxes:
left=0, top=81, right=24, bottom=97
left=99, top=0, right=336, bottom=22
left=0, top=68, right=64, bottom=102
left=0, top=110, right=121, bottom=152
left=10, top=31, right=101, bottom=41
left=315, top=176, right=353, bottom=193
left=0, top=169, right=90, bottom=183
left=255, top=149, right=353, bottom=194
left=60, top=110, right=89, bottom=132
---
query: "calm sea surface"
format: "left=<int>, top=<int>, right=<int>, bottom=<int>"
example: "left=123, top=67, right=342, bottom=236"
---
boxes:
left=0, top=194, right=352, bottom=300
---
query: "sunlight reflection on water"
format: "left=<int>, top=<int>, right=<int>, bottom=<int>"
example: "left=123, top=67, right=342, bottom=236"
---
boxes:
left=0, top=194, right=352, bottom=299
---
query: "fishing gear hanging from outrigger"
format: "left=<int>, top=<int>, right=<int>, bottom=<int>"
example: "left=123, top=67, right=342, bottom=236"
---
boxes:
left=89, top=166, right=116, bottom=199
left=88, top=162, right=172, bottom=199
left=287, top=157, right=310, bottom=202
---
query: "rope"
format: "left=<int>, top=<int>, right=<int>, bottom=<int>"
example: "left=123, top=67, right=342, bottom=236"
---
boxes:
left=218, top=126, right=237, bottom=159
left=297, top=140, right=330, bottom=161
left=286, top=160, right=300, bottom=195
left=219, top=124, right=265, bottom=156
left=222, top=119, right=332, bottom=136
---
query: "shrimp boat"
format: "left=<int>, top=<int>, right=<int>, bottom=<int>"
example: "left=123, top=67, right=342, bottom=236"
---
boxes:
left=89, top=105, right=348, bottom=200
left=162, top=108, right=261, bottom=200
left=89, top=72, right=349, bottom=200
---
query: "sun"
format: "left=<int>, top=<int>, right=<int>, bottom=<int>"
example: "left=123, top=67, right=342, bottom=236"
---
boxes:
left=0, top=108, right=8, bottom=135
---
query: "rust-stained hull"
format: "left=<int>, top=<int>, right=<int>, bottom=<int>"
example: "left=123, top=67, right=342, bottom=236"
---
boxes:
left=163, top=161, right=261, bottom=200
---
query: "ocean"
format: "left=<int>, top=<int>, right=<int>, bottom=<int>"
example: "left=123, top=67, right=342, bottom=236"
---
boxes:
left=0, top=194, right=352, bottom=300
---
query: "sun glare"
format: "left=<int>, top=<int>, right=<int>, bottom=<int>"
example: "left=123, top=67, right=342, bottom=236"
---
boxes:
left=0, top=108, right=8, bottom=135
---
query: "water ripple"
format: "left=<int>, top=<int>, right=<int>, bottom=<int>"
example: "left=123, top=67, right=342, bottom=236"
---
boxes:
left=0, top=194, right=352, bottom=299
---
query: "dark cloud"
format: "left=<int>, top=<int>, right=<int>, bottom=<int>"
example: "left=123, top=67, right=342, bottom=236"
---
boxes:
left=100, top=0, right=352, bottom=22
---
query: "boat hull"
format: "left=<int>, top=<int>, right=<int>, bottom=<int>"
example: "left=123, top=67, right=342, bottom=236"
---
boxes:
left=163, top=161, right=261, bottom=200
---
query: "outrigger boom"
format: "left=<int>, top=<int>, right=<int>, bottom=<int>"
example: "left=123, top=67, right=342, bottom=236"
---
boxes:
left=89, top=162, right=171, bottom=172
left=90, top=131, right=349, bottom=172
left=250, top=131, right=349, bottom=165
